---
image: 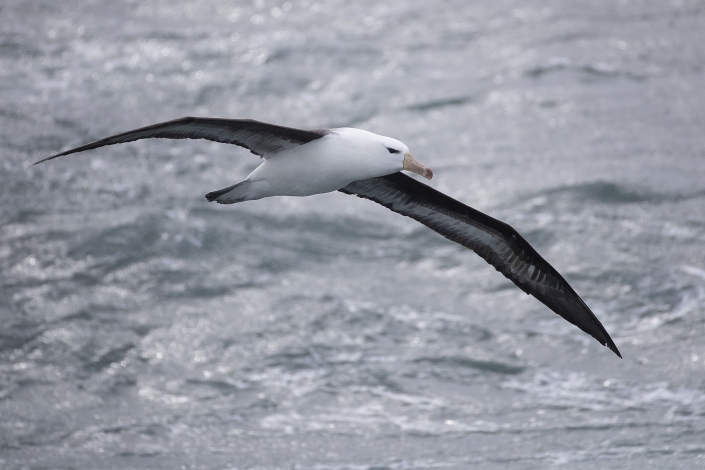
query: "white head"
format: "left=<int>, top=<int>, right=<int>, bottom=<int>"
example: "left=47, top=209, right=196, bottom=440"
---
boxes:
left=335, top=127, right=433, bottom=181
left=377, top=134, right=433, bottom=180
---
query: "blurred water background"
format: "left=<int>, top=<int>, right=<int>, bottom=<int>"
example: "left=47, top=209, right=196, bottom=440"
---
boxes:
left=2, top=0, right=705, bottom=468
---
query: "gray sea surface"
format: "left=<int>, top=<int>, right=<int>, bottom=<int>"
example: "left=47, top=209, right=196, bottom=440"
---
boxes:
left=2, top=0, right=705, bottom=468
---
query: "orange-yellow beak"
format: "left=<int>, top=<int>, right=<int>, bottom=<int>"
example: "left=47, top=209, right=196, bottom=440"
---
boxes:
left=403, top=152, right=433, bottom=180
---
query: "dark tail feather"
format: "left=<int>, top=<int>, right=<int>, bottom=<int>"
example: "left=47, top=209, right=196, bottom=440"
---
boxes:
left=205, top=180, right=251, bottom=204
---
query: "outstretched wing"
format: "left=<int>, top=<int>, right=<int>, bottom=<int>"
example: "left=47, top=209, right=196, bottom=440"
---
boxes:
left=340, top=172, right=621, bottom=358
left=34, top=116, right=330, bottom=164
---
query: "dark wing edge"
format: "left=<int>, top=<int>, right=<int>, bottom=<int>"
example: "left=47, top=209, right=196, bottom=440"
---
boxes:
left=34, top=116, right=330, bottom=165
left=340, top=172, right=621, bottom=358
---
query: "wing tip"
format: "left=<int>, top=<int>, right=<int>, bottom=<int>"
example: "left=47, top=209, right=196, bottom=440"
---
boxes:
left=33, top=144, right=96, bottom=165
left=32, top=153, right=63, bottom=166
left=588, top=312, right=621, bottom=359
left=585, top=317, right=622, bottom=359
left=604, top=338, right=622, bottom=359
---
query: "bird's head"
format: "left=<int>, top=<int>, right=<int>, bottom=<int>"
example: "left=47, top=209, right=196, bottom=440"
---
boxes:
left=378, top=136, right=433, bottom=180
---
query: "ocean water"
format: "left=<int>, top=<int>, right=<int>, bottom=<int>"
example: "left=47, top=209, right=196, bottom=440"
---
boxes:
left=2, top=0, right=705, bottom=468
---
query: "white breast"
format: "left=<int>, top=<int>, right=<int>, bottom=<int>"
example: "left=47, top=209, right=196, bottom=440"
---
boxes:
left=243, top=129, right=403, bottom=199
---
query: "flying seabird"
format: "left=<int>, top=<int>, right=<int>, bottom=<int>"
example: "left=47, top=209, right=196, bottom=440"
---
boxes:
left=36, top=117, right=621, bottom=358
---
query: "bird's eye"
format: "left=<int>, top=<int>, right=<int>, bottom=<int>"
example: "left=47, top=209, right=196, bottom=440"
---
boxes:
left=386, top=147, right=400, bottom=154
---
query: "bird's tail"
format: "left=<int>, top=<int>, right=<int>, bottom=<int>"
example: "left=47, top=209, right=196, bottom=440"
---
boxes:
left=205, top=180, right=252, bottom=204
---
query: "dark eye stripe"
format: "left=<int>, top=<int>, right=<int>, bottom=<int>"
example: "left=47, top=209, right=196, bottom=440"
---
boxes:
left=386, top=147, right=400, bottom=154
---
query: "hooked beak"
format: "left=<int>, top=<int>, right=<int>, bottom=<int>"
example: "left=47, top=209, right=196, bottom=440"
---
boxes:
left=403, top=152, right=433, bottom=180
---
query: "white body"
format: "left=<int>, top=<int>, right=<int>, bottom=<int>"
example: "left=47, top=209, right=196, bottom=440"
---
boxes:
left=240, top=128, right=408, bottom=200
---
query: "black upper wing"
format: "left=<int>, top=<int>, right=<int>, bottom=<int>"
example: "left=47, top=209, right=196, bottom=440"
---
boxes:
left=34, top=117, right=329, bottom=164
left=340, top=172, right=621, bottom=358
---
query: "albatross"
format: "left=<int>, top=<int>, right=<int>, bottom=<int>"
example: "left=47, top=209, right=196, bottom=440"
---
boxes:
left=36, top=116, right=621, bottom=358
